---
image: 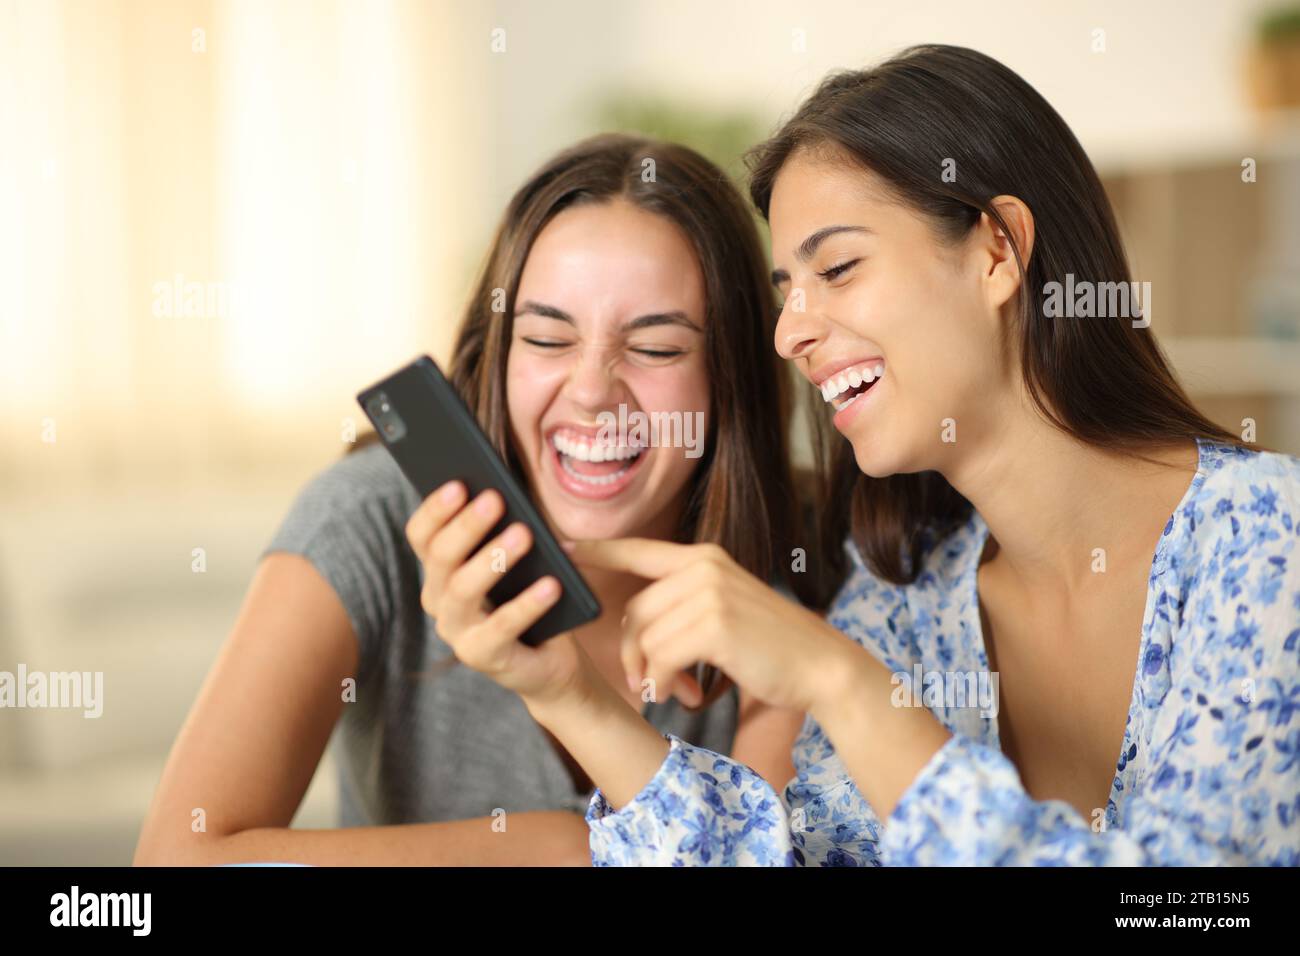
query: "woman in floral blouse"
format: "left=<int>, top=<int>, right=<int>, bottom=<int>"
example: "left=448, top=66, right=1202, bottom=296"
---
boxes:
left=406, top=44, right=1300, bottom=865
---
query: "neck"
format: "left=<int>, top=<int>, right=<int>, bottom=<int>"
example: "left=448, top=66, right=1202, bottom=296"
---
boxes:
left=939, top=398, right=1199, bottom=593
left=571, top=495, right=689, bottom=647
left=582, top=565, right=647, bottom=616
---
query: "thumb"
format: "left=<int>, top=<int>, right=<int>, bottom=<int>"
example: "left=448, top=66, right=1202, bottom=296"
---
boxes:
left=670, top=670, right=703, bottom=708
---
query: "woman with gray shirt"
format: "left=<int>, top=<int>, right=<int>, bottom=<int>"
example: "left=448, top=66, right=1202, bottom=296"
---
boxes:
left=134, top=134, right=830, bottom=866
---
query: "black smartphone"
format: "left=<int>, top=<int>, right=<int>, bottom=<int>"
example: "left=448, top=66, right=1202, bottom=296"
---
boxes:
left=357, top=355, right=601, bottom=645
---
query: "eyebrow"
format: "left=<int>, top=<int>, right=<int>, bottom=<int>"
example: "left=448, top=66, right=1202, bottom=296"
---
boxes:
left=515, top=300, right=701, bottom=333
left=770, top=224, right=873, bottom=287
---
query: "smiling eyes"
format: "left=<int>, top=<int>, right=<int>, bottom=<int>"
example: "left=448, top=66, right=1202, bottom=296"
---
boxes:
left=816, top=258, right=861, bottom=281
left=777, top=257, right=863, bottom=310
left=520, top=337, right=686, bottom=363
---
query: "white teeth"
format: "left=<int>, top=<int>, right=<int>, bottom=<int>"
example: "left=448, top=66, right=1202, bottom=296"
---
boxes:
left=819, top=361, right=885, bottom=407
left=560, top=453, right=633, bottom=485
left=551, top=430, right=643, bottom=487
left=551, top=432, right=644, bottom=464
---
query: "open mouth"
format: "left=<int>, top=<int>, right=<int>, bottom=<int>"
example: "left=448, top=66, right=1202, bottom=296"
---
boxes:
left=549, top=427, right=648, bottom=498
left=820, top=361, right=884, bottom=413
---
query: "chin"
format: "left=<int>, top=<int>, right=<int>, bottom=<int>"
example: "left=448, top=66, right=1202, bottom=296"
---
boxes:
left=530, top=480, right=643, bottom=537
left=850, top=436, right=905, bottom=480
left=547, top=507, right=631, bottom=542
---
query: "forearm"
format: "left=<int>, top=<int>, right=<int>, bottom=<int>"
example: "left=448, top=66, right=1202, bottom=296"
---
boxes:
left=526, top=669, right=669, bottom=811
left=134, top=811, right=591, bottom=867
left=808, top=641, right=951, bottom=820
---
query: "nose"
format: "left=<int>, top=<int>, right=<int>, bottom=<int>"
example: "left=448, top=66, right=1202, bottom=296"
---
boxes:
left=562, top=344, right=624, bottom=411
left=774, top=293, right=827, bottom=362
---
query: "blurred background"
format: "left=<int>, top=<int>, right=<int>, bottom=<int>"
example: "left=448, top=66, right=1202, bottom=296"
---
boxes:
left=3, top=0, right=1300, bottom=864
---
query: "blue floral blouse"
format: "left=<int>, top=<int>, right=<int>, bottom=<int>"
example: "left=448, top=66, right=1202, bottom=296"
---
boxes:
left=585, top=438, right=1300, bottom=865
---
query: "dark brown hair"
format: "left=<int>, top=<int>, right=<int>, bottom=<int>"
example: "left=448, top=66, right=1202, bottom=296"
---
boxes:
left=357, top=133, right=834, bottom=702
left=746, top=44, right=1249, bottom=586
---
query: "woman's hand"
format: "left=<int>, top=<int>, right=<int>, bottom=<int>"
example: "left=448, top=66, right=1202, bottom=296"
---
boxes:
left=404, top=480, right=591, bottom=709
left=568, top=538, right=861, bottom=713
left=572, top=538, right=955, bottom=822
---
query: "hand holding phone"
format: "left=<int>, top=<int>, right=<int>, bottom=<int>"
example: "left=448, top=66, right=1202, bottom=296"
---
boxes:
left=358, top=355, right=602, bottom=646
left=403, top=477, right=602, bottom=706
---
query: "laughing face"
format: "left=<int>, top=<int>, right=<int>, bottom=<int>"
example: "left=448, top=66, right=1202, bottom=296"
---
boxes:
left=505, top=198, right=711, bottom=543
left=769, top=148, right=1011, bottom=478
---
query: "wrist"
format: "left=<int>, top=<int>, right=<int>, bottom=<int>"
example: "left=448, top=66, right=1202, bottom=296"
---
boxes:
left=524, top=656, right=672, bottom=811
left=807, top=633, right=879, bottom=731
left=523, top=653, right=611, bottom=730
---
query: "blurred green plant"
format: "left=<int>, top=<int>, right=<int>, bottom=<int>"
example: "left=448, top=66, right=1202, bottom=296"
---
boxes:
left=1258, top=4, right=1300, bottom=43
left=591, top=95, right=769, bottom=189
left=588, top=93, right=777, bottom=259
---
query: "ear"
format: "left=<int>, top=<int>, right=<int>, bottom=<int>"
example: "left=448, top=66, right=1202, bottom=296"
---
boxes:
left=978, top=195, right=1035, bottom=313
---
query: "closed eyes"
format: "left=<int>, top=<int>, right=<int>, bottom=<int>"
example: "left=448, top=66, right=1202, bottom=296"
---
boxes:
left=520, top=338, right=685, bottom=360
left=816, top=258, right=860, bottom=281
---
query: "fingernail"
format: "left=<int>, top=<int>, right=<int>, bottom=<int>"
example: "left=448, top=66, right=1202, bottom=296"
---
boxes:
left=474, top=491, right=498, bottom=516
left=439, top=481, right=463, bottom=504
left=560, top=540, right=575, bottom=552
left=534, top=577, right=559, bottom=601
left=503, top=524, right=527, bottom=551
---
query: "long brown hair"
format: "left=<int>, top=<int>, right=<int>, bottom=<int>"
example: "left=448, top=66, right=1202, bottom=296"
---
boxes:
left=358, top=133, right=834, bottom=702
left=747, top=44, right=1249, bottom=586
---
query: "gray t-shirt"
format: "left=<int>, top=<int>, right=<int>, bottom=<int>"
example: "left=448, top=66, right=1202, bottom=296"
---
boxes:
left=261, top=442, right=740, bottom=824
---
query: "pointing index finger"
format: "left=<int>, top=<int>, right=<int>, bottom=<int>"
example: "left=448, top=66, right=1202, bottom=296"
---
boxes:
left=566, top=538, right=694, bottom=580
